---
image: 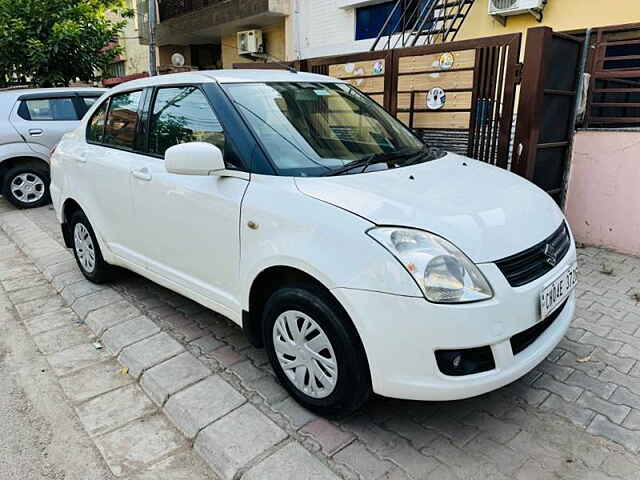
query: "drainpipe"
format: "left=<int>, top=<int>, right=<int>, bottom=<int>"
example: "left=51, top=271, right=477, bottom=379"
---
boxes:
left=148, top=0, right=158, bottom=76
left=560, top=28, right=591, bottom=209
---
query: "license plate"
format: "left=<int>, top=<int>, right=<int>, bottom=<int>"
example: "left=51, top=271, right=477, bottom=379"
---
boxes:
left=540, top=263, right=577, bottom=320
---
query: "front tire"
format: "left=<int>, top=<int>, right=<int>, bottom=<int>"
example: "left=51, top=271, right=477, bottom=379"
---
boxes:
left=263, top=284, right=371, bottom=417
left=70, top=210, right=113, bottom=283
left=3, top=165, right=50, bottom=208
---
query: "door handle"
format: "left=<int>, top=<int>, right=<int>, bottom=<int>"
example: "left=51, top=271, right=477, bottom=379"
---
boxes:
left=131, top=167, right=152, bottom=181
left=28, top=128, right=43, bottom=136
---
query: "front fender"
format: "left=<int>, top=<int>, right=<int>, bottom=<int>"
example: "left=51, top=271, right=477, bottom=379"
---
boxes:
left=239, top=175, right=422, bottom=310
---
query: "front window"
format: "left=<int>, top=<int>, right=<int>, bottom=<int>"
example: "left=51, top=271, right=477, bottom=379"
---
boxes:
left=224, top=82, right=425, bottom=177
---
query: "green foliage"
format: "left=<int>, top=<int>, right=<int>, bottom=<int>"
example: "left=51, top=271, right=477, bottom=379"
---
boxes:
left=0, top=0, right=133, bottom=86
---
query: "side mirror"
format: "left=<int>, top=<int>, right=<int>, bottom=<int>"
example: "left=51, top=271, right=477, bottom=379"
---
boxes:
left=165, top=142, right=225, bottom=176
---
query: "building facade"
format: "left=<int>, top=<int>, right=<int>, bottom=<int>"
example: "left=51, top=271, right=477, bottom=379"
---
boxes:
left=135, top=0, right=291, bottom=70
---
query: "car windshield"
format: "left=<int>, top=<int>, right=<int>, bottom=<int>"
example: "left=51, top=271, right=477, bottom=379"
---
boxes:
left=223, top=82, right=428, bottom=177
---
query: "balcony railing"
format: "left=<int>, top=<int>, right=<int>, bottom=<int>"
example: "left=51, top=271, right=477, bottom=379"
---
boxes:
left=158, top=0, right=224, bottom=21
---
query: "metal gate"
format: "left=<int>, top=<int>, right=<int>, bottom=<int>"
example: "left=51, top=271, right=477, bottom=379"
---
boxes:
left=512, top=27, right=585, bottom=204
left=302, top=33, right=522, bottom=168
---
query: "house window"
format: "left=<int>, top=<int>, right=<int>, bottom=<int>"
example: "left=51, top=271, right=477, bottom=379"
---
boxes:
left=355, top=2, right=400, bottom=41
left=107, top=61, right=126, bottom=79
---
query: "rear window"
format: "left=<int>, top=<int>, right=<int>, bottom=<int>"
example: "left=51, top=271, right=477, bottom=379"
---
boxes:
left=19, top=97, right=78, bottom=121
left=103, top=90, right=143, bottom=150
left=87, top=100, right=109, bottom=144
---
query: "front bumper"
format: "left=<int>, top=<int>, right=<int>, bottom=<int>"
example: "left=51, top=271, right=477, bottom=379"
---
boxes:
left=332, top=242, right=576, bottom=401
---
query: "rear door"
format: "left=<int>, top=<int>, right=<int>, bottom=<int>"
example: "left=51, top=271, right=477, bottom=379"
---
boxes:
left=71, top=90, right=143, bottom=262
left=10, top=93, right=83, bottom=155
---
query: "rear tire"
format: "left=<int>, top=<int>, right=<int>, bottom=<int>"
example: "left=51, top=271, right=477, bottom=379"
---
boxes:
left=3, top=165, right=50, bottom=208
left=263, top=284, right=371, bottom=417
left=70, top=210, right=113, bottom=283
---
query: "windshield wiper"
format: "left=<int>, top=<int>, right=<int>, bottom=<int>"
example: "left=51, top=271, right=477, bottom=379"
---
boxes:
left=400, top=145, right=447, bottom=166
left=324, top=148, right=420, bottom=176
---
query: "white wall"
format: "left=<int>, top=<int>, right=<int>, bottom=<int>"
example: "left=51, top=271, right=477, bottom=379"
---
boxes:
left=295, top=0, right=378, bottom=59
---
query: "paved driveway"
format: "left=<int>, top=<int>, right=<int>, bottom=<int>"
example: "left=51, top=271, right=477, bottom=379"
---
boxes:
left=2, top=201, right=639, bottom=479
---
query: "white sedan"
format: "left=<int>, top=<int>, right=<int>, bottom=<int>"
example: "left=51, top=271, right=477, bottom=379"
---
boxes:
left=50, top=70, right=576, bottom=415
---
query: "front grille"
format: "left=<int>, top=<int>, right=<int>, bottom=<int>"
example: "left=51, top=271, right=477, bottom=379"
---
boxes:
left=495, top=222, right=571, bottom=287
left=510, top=300, right=567, bottom=356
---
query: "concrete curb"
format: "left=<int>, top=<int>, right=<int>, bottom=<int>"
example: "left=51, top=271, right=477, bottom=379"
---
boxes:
left=0, top=211, right=341, bottom=479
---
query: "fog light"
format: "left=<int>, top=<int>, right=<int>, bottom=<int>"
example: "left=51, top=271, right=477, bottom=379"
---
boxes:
left=435, top=347, right=496, bottom=376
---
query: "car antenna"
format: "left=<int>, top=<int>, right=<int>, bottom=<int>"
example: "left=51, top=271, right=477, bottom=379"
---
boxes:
left=221, top=42, right=298, bottom=74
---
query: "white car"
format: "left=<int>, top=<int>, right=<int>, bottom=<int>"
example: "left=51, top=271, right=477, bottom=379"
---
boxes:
left=50, top=70, right=576, bottom=415
left=0, top=87, right=106, bottom=207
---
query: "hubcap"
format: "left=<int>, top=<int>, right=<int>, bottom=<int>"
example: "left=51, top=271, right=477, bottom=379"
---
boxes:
left=10, top=173, right=45, bottom=203
left=74, top=223, right=96, bottom=273
left=272, top=310, right=338, bottom=399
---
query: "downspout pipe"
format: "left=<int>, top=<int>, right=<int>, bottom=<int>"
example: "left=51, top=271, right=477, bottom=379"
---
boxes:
left=560, top=28, right=591, bottom=209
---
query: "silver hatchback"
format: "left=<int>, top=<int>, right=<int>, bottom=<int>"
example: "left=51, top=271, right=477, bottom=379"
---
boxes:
left=0, top=87, right=105, bottom=208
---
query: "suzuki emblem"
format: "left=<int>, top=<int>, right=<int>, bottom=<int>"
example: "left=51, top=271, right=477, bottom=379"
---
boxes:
left=544, top=244, right=558, bottom=267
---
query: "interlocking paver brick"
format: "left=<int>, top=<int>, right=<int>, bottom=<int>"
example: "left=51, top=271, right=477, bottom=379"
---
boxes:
left=565, top=370, right=617, bottom=398
left=8, top=284, right=56, bottom=304
left=164, top=375, right=245, bottom=438
left=611, top=386, right=640, bottom=410
left=118, top=331, right=185, bottom=378
left=383, top=417, right=440, bottom=450
left=32, top=324, right=94, bottom=355
left=1, top=273, right=48, bottom=292
left=59, top=359, right=135, bottom=403
left=194, top=403, right=287, bottom=480
left=85, top=300, right=141, bottom=336
left=466, top=434, right=527, bottom=475
left=23, top=307, right=77, bottom=335
left=600, top=367, right=640, bottom=396
left=129, top=450, right=217, bottom=480
left=576, top=391, right=631, bottom=424
left=75, top=384, right=156, bottom=437
left=301, top=418, right=355, bottom=456
left=208, top=345, right=243, bottom=367
left=272, top=396, right=318, bottom=429
left=243, top=442, right=339, bottom=480
left=72, top=289, right=123, bottom=319
left=187, top=334, right=224, bottom=355
left=47, top=342, right=112, bottom=377
left=534, top=373, right=584, bottom=402
left=94, top=414, right=185, bottom=477
left=622, top=409, right=640, bottom=430
left=141, top=351, right=210, bottom=405
left=102, top=315, right=160, bottom=354
left=462, top=411, right=521, bottom=444
left=587, top=415, right=640, bottom=452
left=334, top=441, right=394, bottom=479
left=249, top=374, right=289, bottom=403
left=229, top=359, right=267, bottom=386
left=15, top=295, right=66, bottom=318
left=540, top=393, right=596, bottom=427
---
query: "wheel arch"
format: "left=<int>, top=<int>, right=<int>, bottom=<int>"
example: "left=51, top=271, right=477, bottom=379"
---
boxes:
left=0, top=156, right=49, bottom=193
left=243, top=265, right=367, bottom=362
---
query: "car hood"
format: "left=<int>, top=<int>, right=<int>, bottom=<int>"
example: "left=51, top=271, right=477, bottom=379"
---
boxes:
left=294, top=153, right=565, bottom=263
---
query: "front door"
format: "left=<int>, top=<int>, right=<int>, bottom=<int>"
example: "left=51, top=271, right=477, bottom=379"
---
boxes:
left=130, top=85, right=248, bottom=318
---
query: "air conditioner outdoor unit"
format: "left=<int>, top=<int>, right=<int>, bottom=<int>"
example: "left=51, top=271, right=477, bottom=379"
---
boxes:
left=237, top=29, right=264, bottom=55
left=489, top=0, right=547, bottom=21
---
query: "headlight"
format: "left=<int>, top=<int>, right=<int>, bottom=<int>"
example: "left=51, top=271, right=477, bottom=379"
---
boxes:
left=367, top=227, right=493, bottom=303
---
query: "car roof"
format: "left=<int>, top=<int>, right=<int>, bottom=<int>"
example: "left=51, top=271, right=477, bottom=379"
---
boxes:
left=111, top=69, right=345, bottom=92
left=0, top=87, right=107, bottom=98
